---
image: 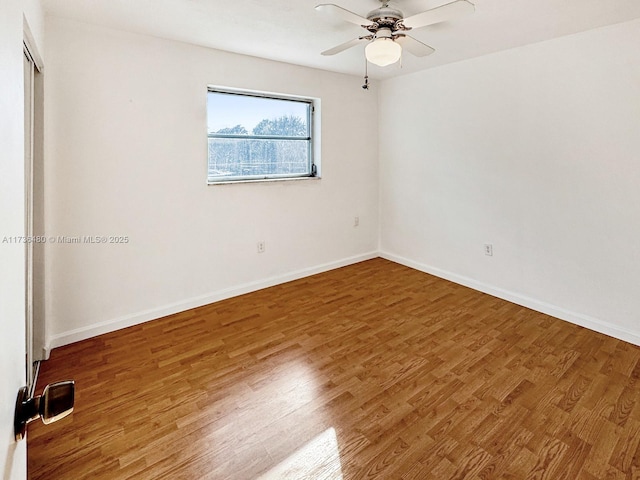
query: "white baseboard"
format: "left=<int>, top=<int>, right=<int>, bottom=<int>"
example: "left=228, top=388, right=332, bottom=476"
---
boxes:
left=45, top=251, right=379, bottom=353
left=46, top=250, right=640, bottom=354
left=380, top=251, right=640, bottom=347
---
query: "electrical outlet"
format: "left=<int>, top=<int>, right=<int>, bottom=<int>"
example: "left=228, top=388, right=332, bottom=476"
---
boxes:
left=484, top=244, right=493, bottom=256
left=354, top=216, right=360, bottom=227
left=257, top=241, right=265, bottom=253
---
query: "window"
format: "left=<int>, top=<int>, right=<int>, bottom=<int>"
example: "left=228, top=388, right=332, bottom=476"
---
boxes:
left=207, top=88, right=317, bottom=184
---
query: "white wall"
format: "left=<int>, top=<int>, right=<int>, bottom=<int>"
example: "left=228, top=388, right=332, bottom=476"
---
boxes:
left=1, top=1, right=44, bottom=478
left=44, top=17, right=379, bottom=348
left=379, top=19, right=640, bottom=344
left=22, top=0, right=44, bottom=58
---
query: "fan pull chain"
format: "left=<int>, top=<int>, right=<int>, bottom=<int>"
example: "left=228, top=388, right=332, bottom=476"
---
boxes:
left=362, top=55, right=370, bottom=90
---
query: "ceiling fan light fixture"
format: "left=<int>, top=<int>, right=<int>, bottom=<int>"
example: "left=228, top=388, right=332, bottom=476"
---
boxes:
left=365, top=37, right=401, bottom=67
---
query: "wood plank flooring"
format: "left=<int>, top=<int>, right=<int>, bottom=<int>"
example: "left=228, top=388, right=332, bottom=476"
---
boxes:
left=29, top=258, right=640, bottom=479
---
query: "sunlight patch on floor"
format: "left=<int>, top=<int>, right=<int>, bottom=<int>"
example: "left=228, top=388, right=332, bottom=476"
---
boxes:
left=258, top=427, right=344, bottom=480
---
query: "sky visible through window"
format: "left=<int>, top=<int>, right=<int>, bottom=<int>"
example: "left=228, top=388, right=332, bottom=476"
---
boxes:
left=207, top=93, right=308, bottom=134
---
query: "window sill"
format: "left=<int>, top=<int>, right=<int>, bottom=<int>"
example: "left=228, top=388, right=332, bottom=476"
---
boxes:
left=207, top=176, right=321, bottom=186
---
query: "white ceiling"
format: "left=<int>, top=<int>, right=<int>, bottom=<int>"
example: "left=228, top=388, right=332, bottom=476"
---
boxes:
left=44, top=0, right=640, bottom=79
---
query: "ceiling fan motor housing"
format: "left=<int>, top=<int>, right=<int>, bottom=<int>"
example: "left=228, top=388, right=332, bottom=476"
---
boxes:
left=366, top=5, right=404, bottom=30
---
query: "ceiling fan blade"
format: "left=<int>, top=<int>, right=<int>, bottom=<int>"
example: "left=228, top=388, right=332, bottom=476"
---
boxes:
left=395, top=35, right=435, bottom=57
left=321, top=37, right=367, bottom=56
left=315, top=4, right=374, bottom=27
left=401, top=0, right=475, bottom=29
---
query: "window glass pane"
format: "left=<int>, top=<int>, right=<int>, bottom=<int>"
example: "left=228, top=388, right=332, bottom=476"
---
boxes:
left=208, top=138, right=310, bottom=179
left=207, top=92, right=309, bottom=138
left=207, top=90, right=314, bottom=183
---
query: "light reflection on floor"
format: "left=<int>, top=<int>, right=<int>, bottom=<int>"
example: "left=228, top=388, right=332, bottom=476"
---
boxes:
left=257, top=427, right=344, bottom=480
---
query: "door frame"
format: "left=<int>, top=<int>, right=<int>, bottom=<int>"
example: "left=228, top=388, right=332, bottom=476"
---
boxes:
left=23, top=25, right=44, bottom=393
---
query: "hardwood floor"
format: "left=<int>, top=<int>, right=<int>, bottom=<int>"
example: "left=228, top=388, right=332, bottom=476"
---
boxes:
left=29, top=258, right=640, bottom=479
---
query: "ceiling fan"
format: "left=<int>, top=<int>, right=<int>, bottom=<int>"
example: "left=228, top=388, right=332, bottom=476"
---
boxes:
left=316, top=0, right=475, bottom=67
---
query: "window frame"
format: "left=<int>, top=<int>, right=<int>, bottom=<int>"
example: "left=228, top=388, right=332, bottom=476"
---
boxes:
left=206, top=87, right=318, bottom=185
